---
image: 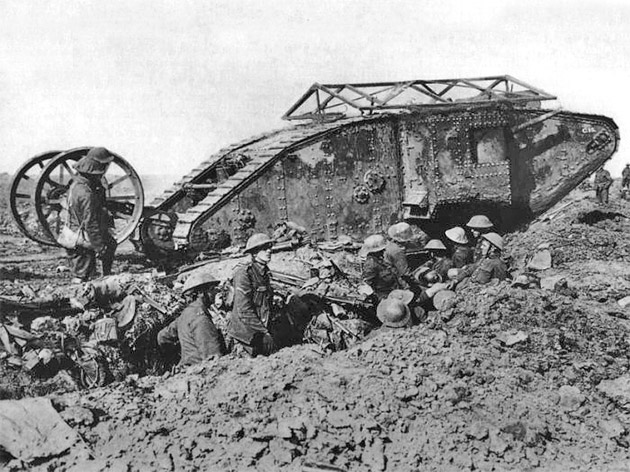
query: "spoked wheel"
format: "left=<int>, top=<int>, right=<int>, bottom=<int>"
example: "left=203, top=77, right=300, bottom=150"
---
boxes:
left=8, top=150, right=63, bottom=245
left=34, top=147, right=145, bottom=246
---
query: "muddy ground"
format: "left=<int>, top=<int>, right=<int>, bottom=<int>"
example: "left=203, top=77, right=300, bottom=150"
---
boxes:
left=2, top=175, right=630, bottom=471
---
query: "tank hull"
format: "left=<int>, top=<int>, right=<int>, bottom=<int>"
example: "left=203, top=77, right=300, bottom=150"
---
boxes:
left=149, top=102, right=617, bottom=248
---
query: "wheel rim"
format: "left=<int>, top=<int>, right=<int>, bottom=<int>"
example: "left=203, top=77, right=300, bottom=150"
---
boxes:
left=34, top=147, right=145, bottom=246
left=9, top=150, right=63, bottom=245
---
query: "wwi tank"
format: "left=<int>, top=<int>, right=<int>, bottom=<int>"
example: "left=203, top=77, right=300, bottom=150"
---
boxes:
left=142, top=75, right=618, bottom=254
left=8, top=76, right=619, bottom=262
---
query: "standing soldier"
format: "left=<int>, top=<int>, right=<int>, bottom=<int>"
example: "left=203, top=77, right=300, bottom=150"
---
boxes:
left=66, top=147, right=117, bottom=283
left=157, top=270, right=226, bottom=365
left=594, top=166, right=613, bottom=204
left=227, top=233, right=276, bottom=357
left=465, top=215, right=495, bottom=262
left=445, top=226, right=473, bottom=268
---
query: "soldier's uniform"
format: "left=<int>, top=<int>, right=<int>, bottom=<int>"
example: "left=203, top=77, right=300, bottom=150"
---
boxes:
left=384, top=240, right=411, bottom=280
left=452, top=245, right=474, bottom=268
left=622, top=165, right=630, bottom=189
left=157, top=297, right=225, bottom=365
left=594, top=168, right=613, bottom=204
left=67, top=172, right=117, bottom=281
left=362, top=255, right=402, bottom=301
left=470, top=256, right=508, bottom=284
left=227, top=261, right=275, bottom=356
left=432, top=256, right=454, bottom=280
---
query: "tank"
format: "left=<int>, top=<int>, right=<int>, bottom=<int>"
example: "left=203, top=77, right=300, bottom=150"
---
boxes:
left=9, top=75, right=619, bottom=262
left=143, top=75, right=619, bottom=253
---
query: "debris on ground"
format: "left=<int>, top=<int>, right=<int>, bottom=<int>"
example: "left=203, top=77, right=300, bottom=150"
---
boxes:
left=1, top=186, right=630, bottom=470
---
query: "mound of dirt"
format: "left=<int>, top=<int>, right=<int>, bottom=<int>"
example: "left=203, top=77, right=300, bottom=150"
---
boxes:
left=4, top=187, right=630, bottom=471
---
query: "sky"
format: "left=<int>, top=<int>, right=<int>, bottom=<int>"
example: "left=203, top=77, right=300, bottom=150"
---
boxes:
left=1, top=0, right=629, bottom=192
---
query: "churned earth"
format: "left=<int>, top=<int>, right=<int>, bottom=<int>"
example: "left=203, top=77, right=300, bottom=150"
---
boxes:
left=2, top=174, right=630, bottom=471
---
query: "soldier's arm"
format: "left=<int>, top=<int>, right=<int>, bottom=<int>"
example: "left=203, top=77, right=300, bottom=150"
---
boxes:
left=233, top=269, right=269, bottom=335
left=493, top=261, right=509, bottom=281
left=362, top=259, right=378, bottom=286
left=157, top=319, right=179, bottom=348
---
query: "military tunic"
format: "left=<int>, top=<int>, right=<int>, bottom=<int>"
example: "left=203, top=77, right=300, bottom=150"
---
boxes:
left=227, top=261, right=274, bottom=346
left=67, top=173, right=117, bottom=280
left=452, top=245, right=474, bottom=268
left=362, top=255, right=401, bottom=301
left=157, top=297, right=225, bottom=365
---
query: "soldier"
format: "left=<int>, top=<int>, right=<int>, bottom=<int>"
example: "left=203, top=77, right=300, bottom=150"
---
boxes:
left=360, top=234, right=403, bottom=301
left=384, top=222, right=414, bottom=283
left=66, top=147, right=117, bottom=283
left=227, top=233, right=276, bottom=357
left=456, top=232, right=508, bottom=285
left=422, top=239, right=453, bottom=281
left=157, top=270, right=226, bottom=365
left=445, top=226, right=473, bottom=268
left=622, top=164, right=630, bottom=189
left=594, top=166, right=613, bottom=204
left=465, top=215, right=495, bottom=262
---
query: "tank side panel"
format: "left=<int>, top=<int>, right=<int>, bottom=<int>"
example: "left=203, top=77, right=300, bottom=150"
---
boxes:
left=432, top=108, right=511, bottom=205
left=510, top=111, right=618, bottom=214
left=197, top=170, right=284, bottom=248
left=282, top=121, right=403, bottom=241
left=397, top=118, right=435, bottom=210
left=196, top=120, right=403, bottom=243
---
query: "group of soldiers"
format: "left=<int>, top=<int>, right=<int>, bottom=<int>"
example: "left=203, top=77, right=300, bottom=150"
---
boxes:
left=56, top=150, right=625, bottom=367
left=156, top=215, right=509, bottom=366
left=359, top=216, right=507, bottom=332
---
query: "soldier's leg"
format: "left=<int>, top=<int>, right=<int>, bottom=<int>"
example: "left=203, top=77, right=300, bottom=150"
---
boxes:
left=100, top=235, right=118, bottom=276
left=603, top=187, right=609, bottom=204
left=69, top=247, right=97, bottom=282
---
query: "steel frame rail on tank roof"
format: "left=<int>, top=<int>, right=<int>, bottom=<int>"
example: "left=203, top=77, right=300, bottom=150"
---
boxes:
left=282, top=75, right=557, bottom=121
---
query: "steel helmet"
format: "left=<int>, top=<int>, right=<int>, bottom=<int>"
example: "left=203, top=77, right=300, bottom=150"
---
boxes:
left=387, top=222, right=414, bottom=243
left=445, top=227, right=468, bottom=245
left=183, top=270, right=219, bottom=294
left=433, top=290, right=456, bottom=311
left=424, top=239, right=447, bottom=251
left=387, top=289, right=414, bottom=305
left=447, top=268, right=460, bottom=280
left=424, top=270, right=442, bottom=285
left=482, top=232, right=504, bottom=251
left=466, top=215, right=494, bottom=230
left=74, top=155, right=109, bottom=175
left=86, top=147, right=115, bottom=164
left=244, top=233, right=273, bottom=253
left=376, top=298, right=411, bottom=328
left=359, top=234, right=388, bottom=258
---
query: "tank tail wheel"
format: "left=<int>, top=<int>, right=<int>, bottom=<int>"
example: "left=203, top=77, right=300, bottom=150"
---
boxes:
left=8, top=150, right=63, bottom=245
left=34, top=147, right=145, bottom=246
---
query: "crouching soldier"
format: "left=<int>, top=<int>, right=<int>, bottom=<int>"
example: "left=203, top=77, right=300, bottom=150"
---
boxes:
left=455, top=232, right=508, bottom=286
left=157, top=270, right=226, bottom=366
left=445, top=227, right=474, bottom=268
left=227, top=233, right=276, bottom=357
left=360, top=234, right=405, bottom=301
left=465, top=215, right=495, bottom=262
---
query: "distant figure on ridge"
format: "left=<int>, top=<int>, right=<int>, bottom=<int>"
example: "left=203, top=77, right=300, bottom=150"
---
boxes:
left=594, top=166, right=613, bottom=204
